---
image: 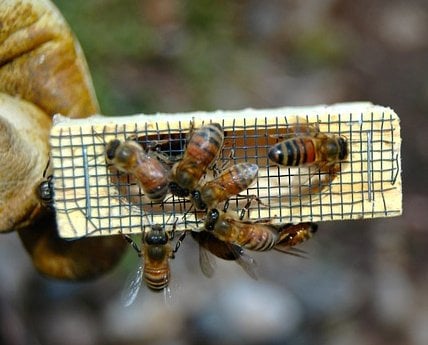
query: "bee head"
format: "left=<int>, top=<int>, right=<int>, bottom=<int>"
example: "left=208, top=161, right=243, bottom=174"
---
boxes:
left=145, top=226, right=168, bottom=245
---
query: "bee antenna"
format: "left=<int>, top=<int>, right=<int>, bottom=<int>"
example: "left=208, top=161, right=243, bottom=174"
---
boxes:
left=142, top=210, right=154, bottom=230
left=42, top=156, right=51, bottom=179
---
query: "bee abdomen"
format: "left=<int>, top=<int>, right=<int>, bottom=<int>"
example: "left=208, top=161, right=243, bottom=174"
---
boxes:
left=144, top=183, right=169, bottom=203
left=268, top=137, right=316, bottom=166
left=240, top=227, right=278, bottom=251
left=229, top=163, right=259, bottom=191
left=187, top=123, right=224, bottom=164
left=144, top=267, right=170, bottom=290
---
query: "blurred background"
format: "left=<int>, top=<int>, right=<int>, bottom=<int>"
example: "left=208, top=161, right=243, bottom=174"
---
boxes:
left=1, top=0, right=425, bottom=344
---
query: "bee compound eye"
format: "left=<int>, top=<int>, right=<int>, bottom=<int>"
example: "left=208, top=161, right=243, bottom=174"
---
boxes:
left=106, top=140, right=121, bottom=160
left=325, top=139, right=339, bottom=157
left=338, top=136, right=349, bottom=160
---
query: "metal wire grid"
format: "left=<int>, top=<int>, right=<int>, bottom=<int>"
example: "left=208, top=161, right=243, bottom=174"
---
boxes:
left=50, top=110, right=401, bottom=238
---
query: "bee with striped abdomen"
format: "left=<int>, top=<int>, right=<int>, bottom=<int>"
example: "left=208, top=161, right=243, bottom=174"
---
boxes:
left=105, top=139, right=171, bottom=202
left=268, top=123, right=349, bottom=196
left=120, top=223, right=176, bottom=305
left=169, top=123, right=224, bottom=197
left=204, top=208, right=281, bottom=252
left=191, top=162, right=259, bottom=210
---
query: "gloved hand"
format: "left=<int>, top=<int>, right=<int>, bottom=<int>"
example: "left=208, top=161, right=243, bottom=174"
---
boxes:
left=0, top=0, right=126, bottom=280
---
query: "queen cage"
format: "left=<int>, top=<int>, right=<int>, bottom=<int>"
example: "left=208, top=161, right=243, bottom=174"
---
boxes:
left=49, top=103, right=402, bottom=239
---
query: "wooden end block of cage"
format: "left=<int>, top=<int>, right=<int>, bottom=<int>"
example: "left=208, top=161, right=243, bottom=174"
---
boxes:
left=50, top=102, right=402, bottom=239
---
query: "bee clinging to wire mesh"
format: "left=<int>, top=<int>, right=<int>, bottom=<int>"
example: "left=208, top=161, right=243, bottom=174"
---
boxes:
left=204, top=201, right=317, bottom=253
left=105, top=139, right=171, bottom=202
left=169, top=122, right=224, bottom=197
left=268, top=122, right=349, bottom=195
left=191, top=162, right=259, bottom=210
left=120, top=217, right=182, bottom=305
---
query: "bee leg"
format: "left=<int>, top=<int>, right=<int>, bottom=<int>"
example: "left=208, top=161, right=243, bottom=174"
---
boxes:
left=236, top=194, right=265, bottom=207
left=306, top=163, right=341, bottom=196
left=181, top=202, right=195, bottom=221
left=119, top=231, right=142, bottom=256
left=168, top=217, right=179, bottom=239
left=211, top=162, right=222, bottom=177
left=216, top=147, right=236, bottom=176
left=239, top=198, right=256, bottom=220
left=223, top=199, right=230, bottom=212
left=171, top=231, right=187, bottom=258
left=185, top=120, right=195, bottom=143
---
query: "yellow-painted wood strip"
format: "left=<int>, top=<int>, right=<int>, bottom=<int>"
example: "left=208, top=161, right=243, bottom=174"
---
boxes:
left=50, top=102, right=402, bottom=238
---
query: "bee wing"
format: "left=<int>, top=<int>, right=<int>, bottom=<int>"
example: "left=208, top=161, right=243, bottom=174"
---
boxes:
left=273, top=245, right=308, bottom=258
left=270, top=121, right=320, bottom=140
left=294, top=162, right=344, bottom=200
left=230, top=245, right=258, bottom=280
left=198, top=245, right=217, bottom=278
left=121, top=262, right=144, bottom=307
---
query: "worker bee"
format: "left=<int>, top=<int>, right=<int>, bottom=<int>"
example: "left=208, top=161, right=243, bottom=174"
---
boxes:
left=169, top=123, right=224, bottom=197
left=191, top=231, right=257, bottom=279
left=121, top=224, right=175, bottom=305
left=204, top=208, right=281, bottom=252
left=37, top=158, right=55, bottom=211
left=191, top=163, right=259, bottom=210
left=268, top=123, right=349, bottom=195
left=274, top=222, right=318, bottom=255
left=105, top=139, right=171, bottom=202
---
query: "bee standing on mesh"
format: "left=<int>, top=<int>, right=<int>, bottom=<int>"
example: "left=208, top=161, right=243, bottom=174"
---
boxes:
left=203, top=200, right=317, bottom=253
left=190, top=230, right=257, bottom=279
left=169, top=122, right=224, bottom=197
left=191, top=162, right=259, bottom=210
left=268, top=122, right=349, bottom=196
left=120, top=219, right=181, bottom=305
left=105, top=139, right=171, bottom=202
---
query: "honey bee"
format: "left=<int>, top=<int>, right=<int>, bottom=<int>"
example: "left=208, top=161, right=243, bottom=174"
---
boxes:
left=169, top=123, right=224, bottom=197
left=121, top=224, right=174, bottom=305
left=105, top=139, right=171, bottom=202
left=191, top=163, right=259, bottom=210
left=274, top=222, right=318, bottom=254
left=38, top=159, right=55, bottom=211
left=268, top=123, right=349, bottom=195
left=191, top=231, right=257, bottom=279
left=204, top=208, right=281, bottom=252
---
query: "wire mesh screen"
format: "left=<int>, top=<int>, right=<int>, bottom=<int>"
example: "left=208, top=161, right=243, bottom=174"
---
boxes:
left=50, top=103, right=402, bottom=238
